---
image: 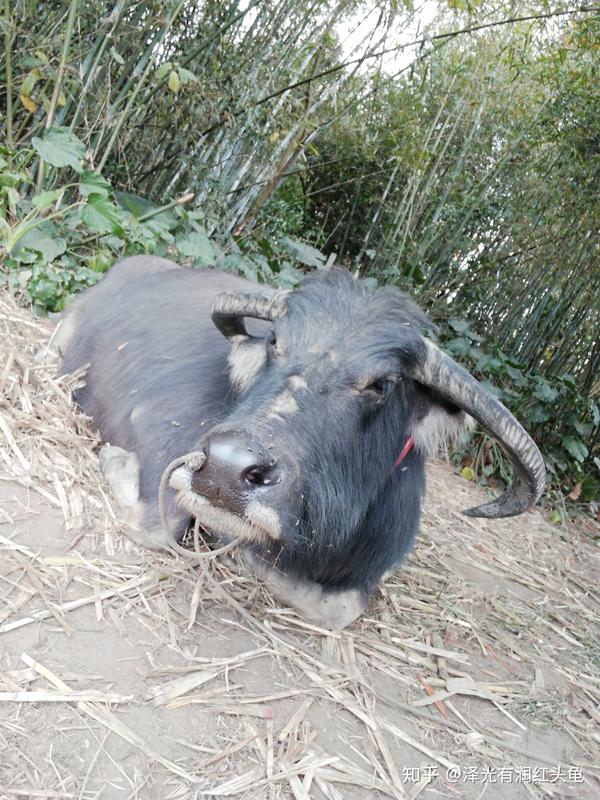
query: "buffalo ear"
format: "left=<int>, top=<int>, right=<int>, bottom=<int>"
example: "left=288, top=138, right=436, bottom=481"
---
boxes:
left=411, top=385, right=474, bottom=455
left=227, top=335, right=267, bottom=393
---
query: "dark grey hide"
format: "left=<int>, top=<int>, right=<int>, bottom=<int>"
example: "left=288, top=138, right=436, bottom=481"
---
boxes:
left=58, top=256, right=470, bottom=627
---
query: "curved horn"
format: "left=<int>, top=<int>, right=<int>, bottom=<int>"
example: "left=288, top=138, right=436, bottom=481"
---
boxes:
left=413, top=339, right=546, bottom=518
left=212, top=288, right=290, bottom=338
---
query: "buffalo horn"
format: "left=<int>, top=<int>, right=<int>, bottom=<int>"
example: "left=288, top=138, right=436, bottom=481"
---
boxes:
left=412, top=340, right=546, bottom=518
left=212, top=289, right=290, bottom=338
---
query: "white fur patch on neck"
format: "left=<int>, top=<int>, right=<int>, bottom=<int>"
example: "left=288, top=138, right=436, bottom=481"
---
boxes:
left=244, top=551, right=365, bottom=629
left=411, top=408, right=474, bottom=456
left=228, top=335, right=267, bottom=392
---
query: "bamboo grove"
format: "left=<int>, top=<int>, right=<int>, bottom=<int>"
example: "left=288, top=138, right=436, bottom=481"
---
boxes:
left=1, top=0, right=599, bottom=514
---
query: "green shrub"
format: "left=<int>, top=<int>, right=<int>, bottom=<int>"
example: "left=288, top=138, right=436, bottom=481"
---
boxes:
left=438, top=317, right=600, bottom=519
left=1, top=129, right=597, bottom=522
left=0, top=129, right=225, bottom=310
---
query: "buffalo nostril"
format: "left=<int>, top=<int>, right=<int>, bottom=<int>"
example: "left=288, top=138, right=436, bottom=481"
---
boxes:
left=195, top=431, right=281, bottom=502
left=243, top=464, right=279, bottom=487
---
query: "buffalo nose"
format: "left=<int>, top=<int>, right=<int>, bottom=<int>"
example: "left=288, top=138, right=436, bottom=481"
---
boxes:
left=209, top=432, right=278, bottom=486
left=191, top=431, right=279, bottom=510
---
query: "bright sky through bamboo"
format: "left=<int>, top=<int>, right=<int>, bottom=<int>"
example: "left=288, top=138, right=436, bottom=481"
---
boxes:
left=337, top=1, right=438, bottom=75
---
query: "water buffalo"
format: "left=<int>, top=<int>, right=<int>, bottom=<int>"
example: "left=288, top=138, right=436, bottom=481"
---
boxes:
left=56, top=256, right=545, bottom=628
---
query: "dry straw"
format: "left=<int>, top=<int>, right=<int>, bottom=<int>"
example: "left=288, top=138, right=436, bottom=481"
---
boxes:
left=1, top=290, right=599, bottom=798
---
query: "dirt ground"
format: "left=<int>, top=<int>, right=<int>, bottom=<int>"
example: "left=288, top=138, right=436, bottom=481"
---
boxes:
left=1, top=292, right=599, bottom=800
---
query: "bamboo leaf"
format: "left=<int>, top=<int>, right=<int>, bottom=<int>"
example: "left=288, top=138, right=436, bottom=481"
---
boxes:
left=155, top=62, right=173, bottom=81
left=21, top=69, right=40, bottom=96
left=168, top=70, right=181, bottom=93
left=110, top=47, right=125, bottom=65
left=19, top=94, right=37, bottom=113
left=178, top=67, right=198, bottom=85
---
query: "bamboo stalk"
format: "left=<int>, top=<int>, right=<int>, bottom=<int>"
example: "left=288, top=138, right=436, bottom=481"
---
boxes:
left=3, top=0, right=13, bottom=162
left=35, top=0, right=80, bottom=191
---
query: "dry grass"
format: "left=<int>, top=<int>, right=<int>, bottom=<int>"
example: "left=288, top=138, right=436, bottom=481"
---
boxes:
left=1, top=290, right=599, bottom=799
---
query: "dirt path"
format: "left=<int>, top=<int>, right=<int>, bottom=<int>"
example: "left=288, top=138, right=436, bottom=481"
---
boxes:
left=1, top=292, right=599, bottom=799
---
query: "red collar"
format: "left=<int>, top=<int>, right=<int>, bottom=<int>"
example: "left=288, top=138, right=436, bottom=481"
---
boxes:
left=394, top=436, right=414, bottom=468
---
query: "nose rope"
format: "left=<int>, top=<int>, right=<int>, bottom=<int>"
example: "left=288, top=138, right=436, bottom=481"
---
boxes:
left=158, top=437, right=413, bottom=557
left=158, top=451, right=240, bottom=561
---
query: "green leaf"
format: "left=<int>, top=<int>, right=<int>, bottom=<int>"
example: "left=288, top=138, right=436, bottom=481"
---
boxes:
left=445, top=337, right=470, bottom=357
left=526, top=403, right=550, bottom=425
left=237, top=260, right=260, bottom=282
left=140, top=211, right=177, bottom=241
left=81, top=194, right=123, bottom=234
left=100, top=234, right=125, bottom=250
left=280, top=236, right=326, bottom=268
left=277, top=263, right=304, bottom=289
left=580, top=475, right=599, bottom=502
left=0, top=169, right=32, bottom=187
left=506, top=365, right=529, bottom=387
left=21, top=68, right=40, bottom=97
left=561, top=436, right=588, bottom=463
left=0, top=218, right=12, bottom=241
left=178, top=67, right=199, bottom=85
left=32, top=127, right=86, bottom=173
left=168, top=70, right=181, bottom=93
left=478, top=356, right=503, bottom=374
left=21, top=55, right=43, bottom=68
left=86, top=250, right=113, bottom=273
left=448, top=318, right=470, bottom=334
left=13, top=226, right=66, bottom=264
left=27, top=263, right=69, bottom=311
left=573, top=418, right=592, bottom=437
left=114, top=190, right=154, bottom=217
left=32, top=188, right=63, bottom=211
left=110, top=47, right=125, bottom=65
left=176, top=231, right=216, bottom=264
left=559, top=374, right=577, bottom=391
left=79, top=169, right=110, bottom=198
left=155, top=62, right=173, bottom=81
left=72, top=265, right=102, bottom=288
left=533, top=380, right=559, bottom=404
left=2, top=185, right=20, bottom=214
left=479, top=380, right=503, bottom=399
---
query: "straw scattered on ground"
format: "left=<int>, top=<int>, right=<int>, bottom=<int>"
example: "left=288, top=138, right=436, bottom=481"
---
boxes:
left=1, top=290, right=599, bottom=800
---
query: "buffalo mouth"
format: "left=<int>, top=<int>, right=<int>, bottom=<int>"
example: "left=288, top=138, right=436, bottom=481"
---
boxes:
left=169, top=465, right=282, bottom=542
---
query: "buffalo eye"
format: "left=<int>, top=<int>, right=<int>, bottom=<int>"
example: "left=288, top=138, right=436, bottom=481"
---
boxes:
left=267, top=331, right=278, bottom=356
left=363, top=378, right=394, bottom=399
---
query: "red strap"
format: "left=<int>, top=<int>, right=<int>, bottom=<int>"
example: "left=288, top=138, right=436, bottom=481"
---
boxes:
left=394, top=435, right=414, bottom=468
